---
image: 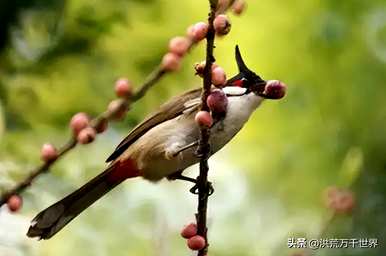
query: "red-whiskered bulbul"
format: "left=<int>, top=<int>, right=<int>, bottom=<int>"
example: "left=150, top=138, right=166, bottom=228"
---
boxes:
left=27, top=46, right=285, bottom=239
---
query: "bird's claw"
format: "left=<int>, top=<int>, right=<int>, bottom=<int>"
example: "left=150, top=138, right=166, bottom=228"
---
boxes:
left=189, top=181, right=214, bottom=196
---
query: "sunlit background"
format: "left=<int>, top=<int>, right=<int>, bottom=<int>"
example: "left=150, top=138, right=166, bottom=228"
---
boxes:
left=1, top=1, right=386, bottom=255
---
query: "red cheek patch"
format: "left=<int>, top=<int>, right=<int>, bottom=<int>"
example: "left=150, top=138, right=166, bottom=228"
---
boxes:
left=232, top=79, right=244, bottom=87
left=106, top=158, right=141, bottom=184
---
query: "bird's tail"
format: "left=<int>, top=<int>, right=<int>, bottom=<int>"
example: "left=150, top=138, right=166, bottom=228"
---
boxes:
left=27, top=159, right=140, bottom=240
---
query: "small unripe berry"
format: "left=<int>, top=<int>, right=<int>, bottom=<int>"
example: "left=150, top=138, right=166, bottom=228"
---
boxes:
left=214, top=14, right=231, bottom=36
left=7, top=195, right=22, bottom=212
left=95, top=118, right=108, bottom=134
left=40, top=143, right=58, bottom=162
left=108, top=99, right=127, bottom=120
left=264, top=80, right=287, bottom=99
left=211, top=66, right=227, bottom=86
left=186, top=25, right=195, bottom=39
left=181, top=223, right=198, bottom=239
left=217, top=0, right=230, bottom=11
left=70, top=112, right=90, bottom=135
left=336, top=191, right=355, bottom=213
left=191, top=22, right=209, bottom=42
left=194, top=61, right=219, bottom=77
left=207, top=89, right=228, bottom=114
left=195, top=111, right=213, bottom=127
left=324, top=187, right=356, bottom=214
left=77, top=127, right=97, bottom=144
left=115, top=78, right=133, bottom=98
left=187, top=235, right=206, bottom=251
left=161, top=53, right=181, bottom=71
left=168, top=36, right=191, bottom=56
left=232, top=0, right=246, bottom=15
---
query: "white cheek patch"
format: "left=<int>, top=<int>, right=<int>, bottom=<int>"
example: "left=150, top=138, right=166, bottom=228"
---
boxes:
left=223, top=86, right=247, bottom=96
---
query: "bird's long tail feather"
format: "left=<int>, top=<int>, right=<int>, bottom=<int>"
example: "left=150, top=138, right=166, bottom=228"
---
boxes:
left=27, top=159, right=139, bottom=240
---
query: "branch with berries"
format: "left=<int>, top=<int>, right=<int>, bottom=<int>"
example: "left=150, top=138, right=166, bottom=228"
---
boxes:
left=0, top=0, right=247, bottom=212
left=179, top=0, right=241, bottom=255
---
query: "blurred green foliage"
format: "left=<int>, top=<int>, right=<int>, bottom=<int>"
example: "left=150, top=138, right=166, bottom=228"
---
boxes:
left=1, top=1, right=386, bottom=256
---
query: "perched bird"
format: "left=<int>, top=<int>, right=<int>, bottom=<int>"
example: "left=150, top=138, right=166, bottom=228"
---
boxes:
left=27, top=46, right=286, bottom=239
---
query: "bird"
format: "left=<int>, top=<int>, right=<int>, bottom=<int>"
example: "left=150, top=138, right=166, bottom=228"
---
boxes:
left=27, top=46, right=286, bottom=240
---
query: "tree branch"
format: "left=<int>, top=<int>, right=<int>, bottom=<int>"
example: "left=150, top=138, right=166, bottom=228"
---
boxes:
left=195, top=0, right=218, bottom=255
left=1, top=66, right=167, bottom=207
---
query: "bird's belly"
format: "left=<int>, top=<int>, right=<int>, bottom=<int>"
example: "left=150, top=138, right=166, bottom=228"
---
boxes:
left=131, top=93, right=263, bottom=181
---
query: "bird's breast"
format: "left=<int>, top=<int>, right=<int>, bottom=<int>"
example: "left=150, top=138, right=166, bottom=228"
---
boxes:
left=209, top=93, right=264, bottom=152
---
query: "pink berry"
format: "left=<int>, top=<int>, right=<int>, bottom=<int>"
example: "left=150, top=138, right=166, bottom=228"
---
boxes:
left=214, top=14, right=231, bottom=36
left=211, top=66, right=227, bottom=86
left=7, top=195, right=22, bottom=212
left=232, top=0, right=246, bottom=15
left=264, top=80, right=287, bottom=99
left=181, top=223, right=198, bottom=239
left=70, top=112, right=90, bottom=135
left=40, top=143, right=58, bottom=162
left=95, top=118, right=108, bottom=134
left=191, top=22, right=209, bottom=42
left=195, top=111, right=213, bottom=127
left=207, top=89, right=228, bottom=114
left=108, top=99, right=127, bottom=120
left=77, top=127, right=96, bottom=144
left=161, top=53, right=181, bottom=71
left=168, top=36, right=191, bottom=56
left=115, top=78, right=133, bottom=98
left=324, top=187, right=356, bottom=214
left=187, top=235, right=206, bottom=251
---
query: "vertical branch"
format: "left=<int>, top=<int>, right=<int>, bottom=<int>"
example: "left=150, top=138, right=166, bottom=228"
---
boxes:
left=196, top=0, right=217, bottom=255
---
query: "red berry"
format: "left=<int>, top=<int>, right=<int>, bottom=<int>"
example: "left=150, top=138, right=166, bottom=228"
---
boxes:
left=77, top=127, right=96, bottom=144
left=115, top=78, right=133, bottom=98
left=7, top=195, right=22, bottom=212
left=40, top=143, right=58, bottom=162
left=181, top=223, right=198, bottom=239
left=195, top=111, right=213, bottom=127
left=187, top=235, right=206, bottom=251
left=191, top=22, right=208, bottom=42
left=168, top=36, right=191, bottom=56
left=161, top=53, right=181, bottom=71
left=207, top=89, right=228, bottom=114
left=211, top=66, right=227, bottom=86
left=108, top=99, right=127, bottom=120
left=95, top=118, right=108, bottom=134
left=232, top=0, right=246, bottom=15
left=70, top=112, right=90, bottom=135
left=264, top=80, right=287, bottom=99
left=214, top=14, right=231, bottom=36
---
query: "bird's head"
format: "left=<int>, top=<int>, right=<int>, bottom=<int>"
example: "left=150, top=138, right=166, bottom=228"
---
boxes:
left=226, top=46, right=286, bottom=99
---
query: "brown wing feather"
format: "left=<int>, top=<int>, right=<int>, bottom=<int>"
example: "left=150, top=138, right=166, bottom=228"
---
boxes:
left=106, top=88, right=202, bottom=162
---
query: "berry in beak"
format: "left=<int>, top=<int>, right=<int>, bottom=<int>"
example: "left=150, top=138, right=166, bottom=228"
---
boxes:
left=261, top=80, right=287, bottom=99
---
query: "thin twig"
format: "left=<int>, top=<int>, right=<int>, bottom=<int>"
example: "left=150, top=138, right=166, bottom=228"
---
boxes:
left=195, top=0, right=218, bottom=255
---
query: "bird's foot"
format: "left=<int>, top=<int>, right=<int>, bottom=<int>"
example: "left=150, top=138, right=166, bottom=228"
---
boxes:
left=167, top=172, right=214, bottom=196
left=189, top=179, right=214, bottom=196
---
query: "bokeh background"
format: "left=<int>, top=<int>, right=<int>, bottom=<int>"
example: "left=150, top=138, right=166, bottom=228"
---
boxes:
left=1, top=0, right=386, bottom=255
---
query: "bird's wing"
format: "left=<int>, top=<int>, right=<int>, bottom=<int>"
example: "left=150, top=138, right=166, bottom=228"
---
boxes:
left=106, top=88, right=202, bottom=162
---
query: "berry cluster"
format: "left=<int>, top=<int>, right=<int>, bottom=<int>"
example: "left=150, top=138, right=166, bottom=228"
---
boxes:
left=181, top=223, right=206, bottom=252
left=161, top=0, right=245, bottom=72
